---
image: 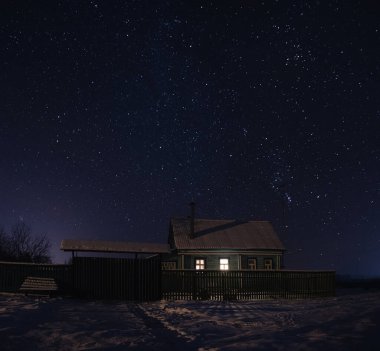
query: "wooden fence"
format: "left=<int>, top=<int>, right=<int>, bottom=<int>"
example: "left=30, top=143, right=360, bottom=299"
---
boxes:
left=162, top=270, right=336, bottom=300
left=72, top=256, right=161, bottom=301
left=0, top=261, right=72, bottom=295
left=0, top=261, right=335, bottom=300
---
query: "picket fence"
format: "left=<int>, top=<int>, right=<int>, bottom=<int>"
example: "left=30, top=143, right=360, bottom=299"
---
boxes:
left=162, top=269, right=336, bottom=300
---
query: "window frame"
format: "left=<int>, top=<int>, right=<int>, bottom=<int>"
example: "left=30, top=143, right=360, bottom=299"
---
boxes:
left=161, top=261, right=176, bottom=270
left=247, top=258, right=257, bottom=270
left=264, top=258, right=273, bottom=270
left=195, top=258, right=206, bottom=270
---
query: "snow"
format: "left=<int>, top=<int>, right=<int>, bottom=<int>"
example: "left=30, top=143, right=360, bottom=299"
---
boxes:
left=0, top=290, right=379, bottom=350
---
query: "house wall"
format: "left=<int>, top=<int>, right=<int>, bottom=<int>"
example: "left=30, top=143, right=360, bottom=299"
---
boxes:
left=161, top=250, right=284, bottom=270
left=179, top=251, right=283, bottom=270
left=160, top=252, right=179, bottom=270
left=240, top=254, right=282, bottom=270
left=184, top=253, right=240, bottom=270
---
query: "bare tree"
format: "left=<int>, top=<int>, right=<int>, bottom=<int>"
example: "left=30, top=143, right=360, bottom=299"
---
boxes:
left=0, top=227, right=10, bottom=260
left=29, top=233, right=51, bottom=263
left=2, top=222, right=51, bottom=263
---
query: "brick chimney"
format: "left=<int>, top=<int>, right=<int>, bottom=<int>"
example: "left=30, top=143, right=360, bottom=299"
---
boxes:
left=189, top=202, right=195, bottom=239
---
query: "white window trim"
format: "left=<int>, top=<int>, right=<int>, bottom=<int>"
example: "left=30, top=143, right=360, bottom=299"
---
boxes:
left=248, top=258, right=257, bottom=270
left=264, top=258, right=273, bottom=270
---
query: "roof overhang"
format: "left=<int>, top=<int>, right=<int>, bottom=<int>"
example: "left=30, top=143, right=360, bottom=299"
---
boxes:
left=176, top=248, right=286, bottom=253
left=60, top=239, right=170, bottom=254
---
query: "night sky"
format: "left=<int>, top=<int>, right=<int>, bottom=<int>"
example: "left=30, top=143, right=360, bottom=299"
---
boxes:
left=1, top=1, right=379, bottom=275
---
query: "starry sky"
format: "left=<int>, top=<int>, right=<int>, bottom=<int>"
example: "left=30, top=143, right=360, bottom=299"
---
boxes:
left=0, top=0, right=379, bottom=275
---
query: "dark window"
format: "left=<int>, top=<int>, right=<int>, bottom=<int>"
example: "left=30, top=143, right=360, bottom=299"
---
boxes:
left=264, top=258, right=273, bottom=270
left=247, top=258, right=257, bottom=270
left=162, top=261, right=176, bottom=270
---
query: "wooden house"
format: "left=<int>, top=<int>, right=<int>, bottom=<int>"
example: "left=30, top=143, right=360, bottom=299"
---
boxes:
left=162, top=215, right=286, bottom=271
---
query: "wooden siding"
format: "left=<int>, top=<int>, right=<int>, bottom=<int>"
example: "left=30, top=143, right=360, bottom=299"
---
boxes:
left=184, top=254, right=240, bottom=270
left=182, top=253, right=282, bottom=270
left=0, top=261, right=72, bottom=294
left=240, top=255, right=282, bottom=270
left=162, top=270, right=336, bottom=300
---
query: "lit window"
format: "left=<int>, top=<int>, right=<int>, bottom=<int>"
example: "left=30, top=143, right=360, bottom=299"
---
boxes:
left=219, top=258, right=229, bottom=270
left=248, top=258, right=257, bottom=270
left=264, top=259, right=273, bottom=270
left=195, top=259, right=205, bottom=270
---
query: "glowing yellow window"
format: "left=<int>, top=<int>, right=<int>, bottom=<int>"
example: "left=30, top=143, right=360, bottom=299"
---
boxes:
left=219, top=258, right=229, bottom=270
left=195, top=259, right=205, bottom=270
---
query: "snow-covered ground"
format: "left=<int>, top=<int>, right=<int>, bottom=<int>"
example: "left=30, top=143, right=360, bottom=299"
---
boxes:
left=1, top=290, right=379, bottom=350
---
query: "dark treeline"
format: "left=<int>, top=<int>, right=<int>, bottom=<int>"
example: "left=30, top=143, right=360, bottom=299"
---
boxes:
left=336, top=275, right=380, bottom=290
left=0, top=222, right=51, bottom=263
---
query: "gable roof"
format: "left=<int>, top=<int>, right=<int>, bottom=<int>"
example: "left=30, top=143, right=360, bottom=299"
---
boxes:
left=170, top=218, right=285, bottom=251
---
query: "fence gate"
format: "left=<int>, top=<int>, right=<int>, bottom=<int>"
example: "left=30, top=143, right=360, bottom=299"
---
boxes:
left=72, top=256, right=161, bottom=301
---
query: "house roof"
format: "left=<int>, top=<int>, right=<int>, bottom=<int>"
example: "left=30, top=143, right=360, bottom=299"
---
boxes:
left=61, top=239, right=170, bottom=254
left=170, top=218, right=285, bottom=251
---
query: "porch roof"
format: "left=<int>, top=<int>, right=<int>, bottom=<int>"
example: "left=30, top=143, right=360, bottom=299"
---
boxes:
left=60, top=239, right=170, bottom=254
